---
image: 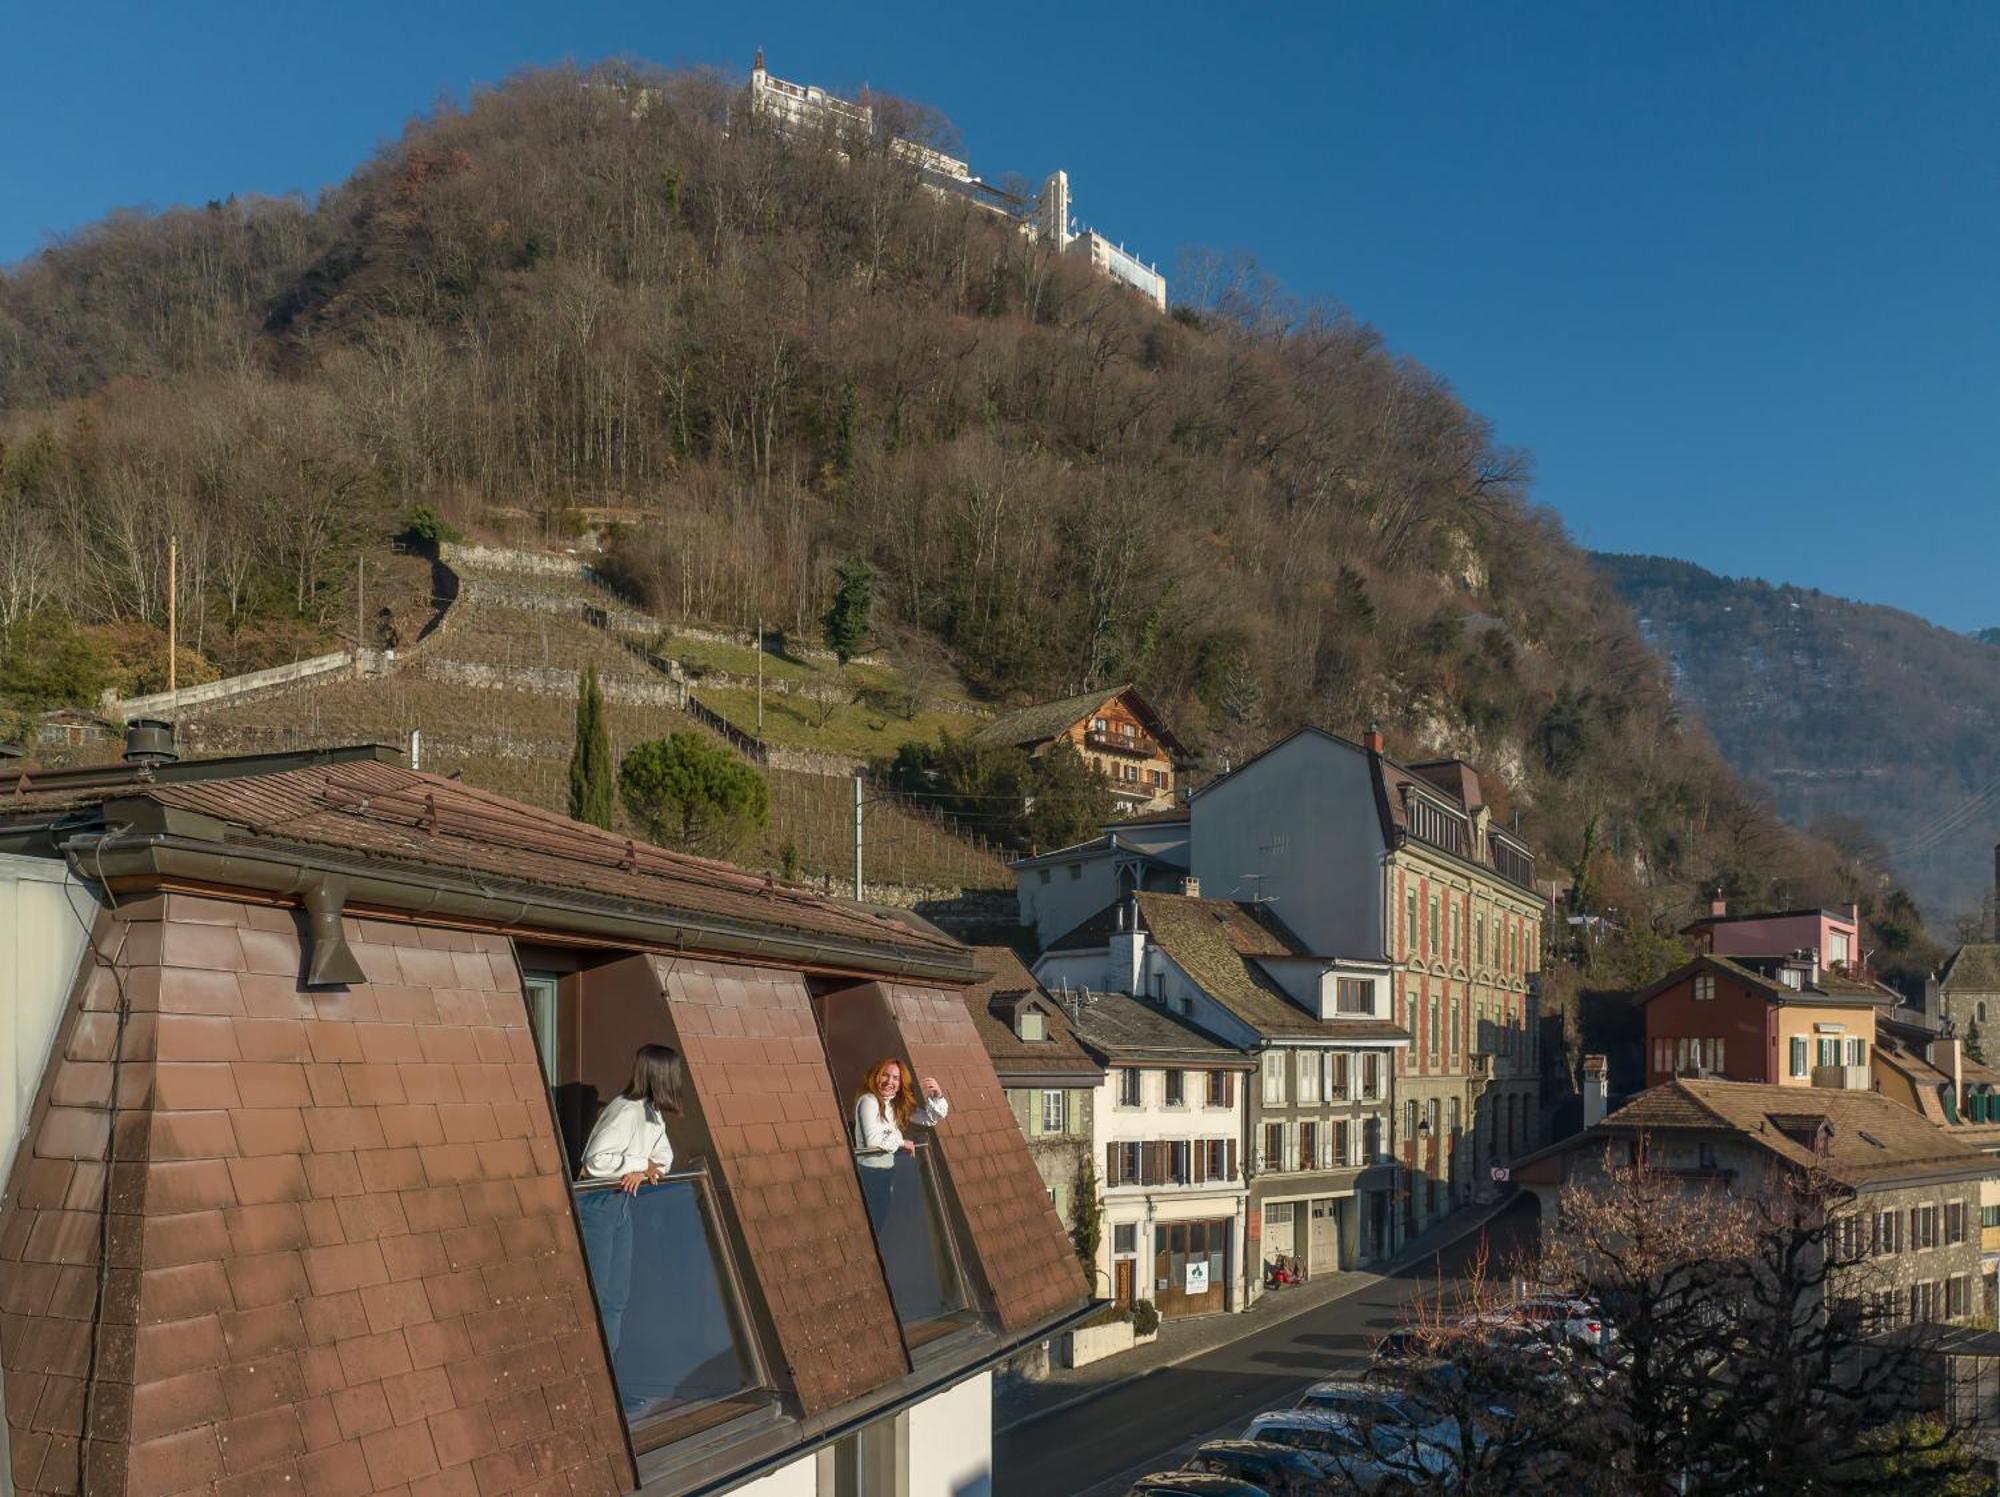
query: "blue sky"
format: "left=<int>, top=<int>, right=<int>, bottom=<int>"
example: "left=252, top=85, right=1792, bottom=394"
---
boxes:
left=5, top=2, right=1995, bottom=630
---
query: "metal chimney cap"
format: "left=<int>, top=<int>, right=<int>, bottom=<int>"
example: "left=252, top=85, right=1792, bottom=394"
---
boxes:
left=123, top=718, right=179, bottom=766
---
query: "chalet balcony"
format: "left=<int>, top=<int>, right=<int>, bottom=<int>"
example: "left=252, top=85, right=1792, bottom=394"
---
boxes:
left=574, top=1164, right=775, bottom=1446
left=1084, top=729, right=1159, bottom=758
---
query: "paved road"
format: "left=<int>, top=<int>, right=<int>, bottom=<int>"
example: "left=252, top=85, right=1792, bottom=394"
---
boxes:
left=995, top=1196, right=1540, bottom=1497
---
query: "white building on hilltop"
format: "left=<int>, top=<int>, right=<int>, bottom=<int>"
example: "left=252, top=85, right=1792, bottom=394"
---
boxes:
left=748, top=53, right=1167, bottom=309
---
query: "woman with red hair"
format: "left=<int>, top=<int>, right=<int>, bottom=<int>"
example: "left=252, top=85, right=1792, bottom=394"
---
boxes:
left=852, top=1056, right=953, bottom=1318
left=852, top=1055, right=948, bottom=1166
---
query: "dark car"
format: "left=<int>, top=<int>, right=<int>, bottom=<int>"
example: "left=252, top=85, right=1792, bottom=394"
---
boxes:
left=1183, top=1439, right=1326, bottom=1496
left=1124, top=1474, right=1270, bottom=1497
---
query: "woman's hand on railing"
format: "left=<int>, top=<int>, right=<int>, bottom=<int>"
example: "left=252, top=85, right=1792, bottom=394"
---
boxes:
left=900, top=1140, right=916, bottom=1156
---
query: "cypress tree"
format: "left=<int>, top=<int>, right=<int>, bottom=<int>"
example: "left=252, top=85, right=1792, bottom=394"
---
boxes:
left=568, top=664, right=613, bottom=829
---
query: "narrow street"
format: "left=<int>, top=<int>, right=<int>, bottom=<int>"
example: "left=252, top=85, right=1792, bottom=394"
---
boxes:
left=996, top=1195, right=1540, bottom=1497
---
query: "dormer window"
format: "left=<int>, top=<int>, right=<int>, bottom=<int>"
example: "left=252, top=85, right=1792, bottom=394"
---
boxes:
left=1018, top=1009, right=1047, bottom=1042
left=1780, top=968, right=1803, bottom=990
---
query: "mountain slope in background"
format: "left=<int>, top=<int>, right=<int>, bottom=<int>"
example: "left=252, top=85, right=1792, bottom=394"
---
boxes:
left=1594, top=553, right=2000, bottom=928
left=0, top=62, right=1942, bottom=987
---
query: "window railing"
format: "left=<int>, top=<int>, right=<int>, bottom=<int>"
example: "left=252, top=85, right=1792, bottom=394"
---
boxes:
left=852, top=1142, right=969, bottom=1332
left=574, top=1164, right=771, bottom=1443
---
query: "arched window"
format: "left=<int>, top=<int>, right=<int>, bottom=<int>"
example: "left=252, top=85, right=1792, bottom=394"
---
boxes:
left=1979, top=1002, right=1988, bottom=1025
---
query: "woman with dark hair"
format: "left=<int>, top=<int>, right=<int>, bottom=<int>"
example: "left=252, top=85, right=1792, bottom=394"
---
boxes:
left=582, top=1043, right=683, bottom=1191
left=852, top=1057, right=955, bottom=1321
left=579, top=1045, right=684, bottom=1385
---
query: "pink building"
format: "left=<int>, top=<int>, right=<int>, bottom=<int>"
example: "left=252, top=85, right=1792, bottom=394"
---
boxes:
left=1683, top=898, right=1862, bottom=972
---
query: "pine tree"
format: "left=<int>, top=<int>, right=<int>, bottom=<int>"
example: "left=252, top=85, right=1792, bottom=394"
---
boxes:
left=821, top=558, right=874, bottom=666
left=568, top=665, right=612, bottom=829
left=1967, top=1018, right=1986, bottom=1065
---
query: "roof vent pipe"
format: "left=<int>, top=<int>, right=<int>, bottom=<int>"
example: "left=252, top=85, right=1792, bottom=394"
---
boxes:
left=124, top=718, right=179, bottom=766
left=303, top=877, right=366, bottom=986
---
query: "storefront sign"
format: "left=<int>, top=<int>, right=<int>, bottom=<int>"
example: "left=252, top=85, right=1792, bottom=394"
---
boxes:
left=1186, top=1260, right=1210, bottom=1294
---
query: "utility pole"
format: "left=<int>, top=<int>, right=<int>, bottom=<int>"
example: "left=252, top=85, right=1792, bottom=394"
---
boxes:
left=355, top=555, right=366, bottom=679
left=756, top=618, right=764, bottom=735
left=853, top=772, right=864, bottom=902
left=167, top=536, right=178, bottom=701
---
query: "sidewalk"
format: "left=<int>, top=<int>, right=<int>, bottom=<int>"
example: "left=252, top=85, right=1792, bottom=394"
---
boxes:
left=994, top=1193, right=1519, bottom=1434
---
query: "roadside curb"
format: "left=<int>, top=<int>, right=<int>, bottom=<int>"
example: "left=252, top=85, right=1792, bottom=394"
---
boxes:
left=994, top=1193, right=1520, bottom=1436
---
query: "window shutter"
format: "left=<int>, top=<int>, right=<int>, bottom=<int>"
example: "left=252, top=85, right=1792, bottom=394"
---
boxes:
left=1027, top=1088, right=1043, bottom=1136
left=1107, top=1143, right=1121, bottom=1186
left=1226, top=1138, right=1238, bottom=1182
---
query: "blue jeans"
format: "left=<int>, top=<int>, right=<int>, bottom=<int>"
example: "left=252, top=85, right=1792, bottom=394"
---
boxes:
left=578, top=1189, right=635, bottom=1358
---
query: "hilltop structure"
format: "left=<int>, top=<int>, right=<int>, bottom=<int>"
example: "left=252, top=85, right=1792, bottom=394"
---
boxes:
left=748, top=52, right=1168, bottom=310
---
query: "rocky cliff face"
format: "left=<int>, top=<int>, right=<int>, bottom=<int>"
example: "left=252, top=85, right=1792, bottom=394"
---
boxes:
left=1595, top=553, right=2000, bottom=926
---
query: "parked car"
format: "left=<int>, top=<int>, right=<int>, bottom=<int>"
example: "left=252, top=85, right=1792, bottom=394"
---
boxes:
left=1124, top=1474, right=1271, bottom=1497
left=1293, top=1378, right=1441, bottom=1434
left=1181, top=1439, right=1327, bottom=1496
left=1501, top=1294, right=1614, bottom=1352
left=1244, top=1407, right=1451, bottom=1489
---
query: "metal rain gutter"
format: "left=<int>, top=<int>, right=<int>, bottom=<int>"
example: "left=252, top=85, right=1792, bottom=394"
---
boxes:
left=62, top=828, right=980, bottom=987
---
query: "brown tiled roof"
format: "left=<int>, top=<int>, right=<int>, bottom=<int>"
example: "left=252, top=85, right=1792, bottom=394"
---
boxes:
left=1134, top=892, right=1407, bottom=1042
left=1636, top=955, right=1895, bottom=1010
left=1940, top=946, right=2000, bottom=994
left=6, top=752, right=966, bottom=966
left=1070, top=990, right=1251, bottom=1066
left=0, top=894, right=632, bottom=1497
left=973, top=684, right=1185, bottom=757
left=652, top=958, right=908, bottom=1413
left=879, top=983, right=1091, bottom=1333
left=1601, top=1079, right=1990, bottom=1189
left=959, top=948, right=1103, bottom=1081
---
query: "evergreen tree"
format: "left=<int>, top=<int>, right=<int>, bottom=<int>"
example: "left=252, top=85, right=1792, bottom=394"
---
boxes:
left=1966, top=1017, right=1986, bottom=1064
left=567, top=665, right=613, bottom=829
left=1024, top=740, right=1115, bottom=852
left=822, top=558, right=874, bottom=666
left=619, top=732, right=770, bottom=857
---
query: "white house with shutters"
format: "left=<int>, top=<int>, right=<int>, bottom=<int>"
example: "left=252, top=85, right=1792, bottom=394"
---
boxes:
left=1068, top=988, right=1255, bottom=1319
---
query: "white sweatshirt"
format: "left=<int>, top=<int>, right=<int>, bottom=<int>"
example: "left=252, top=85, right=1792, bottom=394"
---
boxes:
left=580, top=1095, right=676, bottom=1180
left=853, top=1090, right=948, bottom=1167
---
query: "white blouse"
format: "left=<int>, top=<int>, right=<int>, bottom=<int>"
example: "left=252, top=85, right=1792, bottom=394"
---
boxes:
left=853, top=1090, right=948, bottom=1167
left=580, top=1095, right=676, bottom=1180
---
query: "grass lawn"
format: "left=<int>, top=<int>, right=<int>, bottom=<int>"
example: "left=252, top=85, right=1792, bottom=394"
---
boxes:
left=694, top=682, right=979, bottom=758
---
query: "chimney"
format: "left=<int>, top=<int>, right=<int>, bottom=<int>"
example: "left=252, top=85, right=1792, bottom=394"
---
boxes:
left=1180, top=875, right=1200, bottom=898
left=1709, top=889, right=1727, bottom=918
left=123, top=718, right=178, bottom=767
left=1581, top=1054, right=1608, bottom=1130
left=1928, top=1037, right=1963, bottom=1116
left=1362, top=721, right=1385, bottom=755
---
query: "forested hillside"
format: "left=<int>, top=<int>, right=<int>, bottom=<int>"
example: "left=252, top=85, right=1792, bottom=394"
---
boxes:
left=0, top=62, right=1943, bottom=986
left=1597, top=553, right=2000, bottom=931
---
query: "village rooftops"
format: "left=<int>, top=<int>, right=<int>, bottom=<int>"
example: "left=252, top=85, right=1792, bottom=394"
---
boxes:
left=1634, top=953, right=1895, bottom=1010
left=1068, top=987, right=1253, bottom=1069
left=1938, top=945, right=2000, bottom=992
left=961, top=945, right=1106, bottom=1087
left=1520, top=1078, right=1992, bottom=1193
left=1074, top=891, right=1410, bottom=1043
left=1190, top=725, right=1537, bottom=893
left=1681, top=905, right=1861, bottom=933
